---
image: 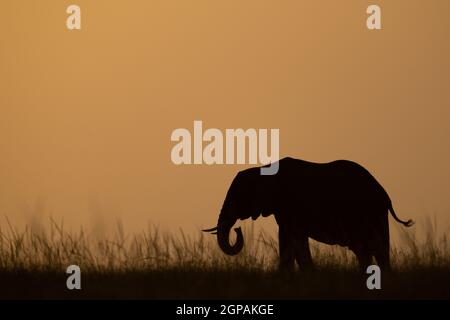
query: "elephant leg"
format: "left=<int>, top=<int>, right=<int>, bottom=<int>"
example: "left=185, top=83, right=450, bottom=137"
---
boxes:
left=295, top=237, right=314, bottom=271
left=353, top=246, right=373, bottom=273
left=278, top=225, right=295, bottom=271
left=374, top=244, right=390, bottom=272
left=374, top=216, right=391, bottom=272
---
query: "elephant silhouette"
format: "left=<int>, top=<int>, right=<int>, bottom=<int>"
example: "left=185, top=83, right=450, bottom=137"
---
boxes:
left=203, top=157, right=413, bottom=271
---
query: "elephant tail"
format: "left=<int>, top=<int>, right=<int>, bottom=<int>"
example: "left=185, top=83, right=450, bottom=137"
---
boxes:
left=388, top=202, right=414, bottom=227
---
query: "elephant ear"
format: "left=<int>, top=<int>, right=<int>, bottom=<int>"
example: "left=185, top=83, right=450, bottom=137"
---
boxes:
left=249, top=170, right=275, bottom=220
left=233, top=167, right=276, bottom=221
left=257, top=172, right=279, bottom=218
left=261, top=210, right=272, bottom=217
left=250, top=210, right=273, bottom=220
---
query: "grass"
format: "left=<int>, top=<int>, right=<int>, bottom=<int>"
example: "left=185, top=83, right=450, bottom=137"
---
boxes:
left=0, top=217, right=449, bottom=299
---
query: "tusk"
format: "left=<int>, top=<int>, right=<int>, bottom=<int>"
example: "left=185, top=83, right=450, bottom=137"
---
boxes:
left=202, top=226, right=218, bottom=232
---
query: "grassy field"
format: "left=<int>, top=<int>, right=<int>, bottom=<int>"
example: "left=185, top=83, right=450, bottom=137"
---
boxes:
left=0, top=218, right=449, bottom=299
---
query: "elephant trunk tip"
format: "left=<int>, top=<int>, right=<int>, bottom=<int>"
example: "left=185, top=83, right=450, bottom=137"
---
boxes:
left=217, top=224, right=244, bottom=256
left=404, top=219, right=414, bottom=227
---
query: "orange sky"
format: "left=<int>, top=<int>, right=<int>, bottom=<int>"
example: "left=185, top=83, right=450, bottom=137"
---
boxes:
left=1, top=1, right=450, bottom=236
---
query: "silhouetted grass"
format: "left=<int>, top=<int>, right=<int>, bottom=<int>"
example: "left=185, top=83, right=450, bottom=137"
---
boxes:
left=0, top=217, right=449, bottom=299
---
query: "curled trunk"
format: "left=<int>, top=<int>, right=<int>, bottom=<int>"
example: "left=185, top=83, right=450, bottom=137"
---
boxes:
left=217, top=217, right=244, bottom=255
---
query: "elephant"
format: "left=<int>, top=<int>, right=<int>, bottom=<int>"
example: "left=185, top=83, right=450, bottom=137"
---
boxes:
left=203, top=157, right=413, bottom=271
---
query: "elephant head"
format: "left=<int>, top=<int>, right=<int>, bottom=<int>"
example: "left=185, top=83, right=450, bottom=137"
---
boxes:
left=203, top=167, right=274, bottom=255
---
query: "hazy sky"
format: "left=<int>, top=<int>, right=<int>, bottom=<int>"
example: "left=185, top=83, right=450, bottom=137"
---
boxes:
left=1, top=1, right=450, bottom=236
